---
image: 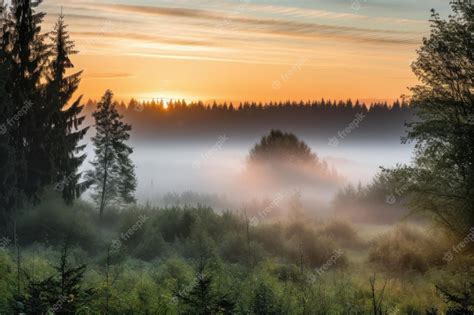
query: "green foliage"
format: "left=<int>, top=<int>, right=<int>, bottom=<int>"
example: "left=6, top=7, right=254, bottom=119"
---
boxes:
left=22, top=241, right=95, bottom=314
left=15, top=191, right=98, bottom=251
left=175, top=263, right=236, bottom=315
left=0, top=198, right=469, bottom=314
left=397, top=1, right=474, bottom=238
left=251, top=282, right=283, bottom=315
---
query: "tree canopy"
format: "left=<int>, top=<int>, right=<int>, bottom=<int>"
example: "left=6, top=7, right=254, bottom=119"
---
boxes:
left=390, top=1, right=474, bottom=238
left=248, top=130, right=317, bottom=164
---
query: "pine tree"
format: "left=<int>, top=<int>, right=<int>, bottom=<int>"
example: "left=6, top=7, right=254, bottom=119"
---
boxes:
left=24, top=240, right=95, bottom=314
left=7, top=0, right=50, bottom=202
left=175, top=264, right=235, bottom=314
left=46, top=11, right=89, bottom=203
left=0, top=0, right=19, bottom=227
left=86, top=90, right=137, bottom=218
left=252, top=283, right=282, bottom=315
left=1, top=1, right=89, bottom=227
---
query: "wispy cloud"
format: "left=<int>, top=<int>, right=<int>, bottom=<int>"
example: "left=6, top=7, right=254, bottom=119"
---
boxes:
left=86, top=72, right=134, bottom=78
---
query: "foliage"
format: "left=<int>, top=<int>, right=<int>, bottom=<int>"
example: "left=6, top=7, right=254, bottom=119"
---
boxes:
left=22, top=240, right=95, bottom=314
left=248, top=129, right=317, bottom=164
left=0, top=0, right=88, bottom=231
left=86, top=90, right=137, bottom=217
left=175, top=263, right=236, bottom=314
left=391, top=1, right=474, bottom=239
left=368, top=224, right=447, bottom=274
left=46, top=12, right=89, bottom=204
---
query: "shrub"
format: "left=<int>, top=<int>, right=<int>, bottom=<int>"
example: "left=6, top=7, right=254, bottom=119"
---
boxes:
left=368, top=225, right=447, bottom=274
left=319, top=219, right=365, bottom=249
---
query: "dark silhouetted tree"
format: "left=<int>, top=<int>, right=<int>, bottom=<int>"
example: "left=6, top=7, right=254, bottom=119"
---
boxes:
left=249, top=129, right=316, bottom=164
left=390, top=1, right=474, bottom=238
left=0, top=1, right=89, bottom=229
left=0, top=0, right=19, bottom=227
left=86, top=90, right=137, bottom=218
left=46, top=11, right=89, bottom=203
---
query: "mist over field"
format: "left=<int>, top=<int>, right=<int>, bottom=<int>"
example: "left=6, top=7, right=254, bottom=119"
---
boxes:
left=125, top=139, right=411, bottom=204
left=1, top=0, right=473, bottom=313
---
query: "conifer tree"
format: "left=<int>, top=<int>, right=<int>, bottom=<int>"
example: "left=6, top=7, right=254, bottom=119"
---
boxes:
left=175, top=264, right=235, bottom=314
left=24, top=240, right=95, bottom=313
left=86, top=90, right=137, bottom=218
left=0, top=0, right=19, bottom=226
left=7, top=0, right=49, bottom=202
left=0, top=1, right=89, bottom=227
left=46, top=12, right=89, bottom=203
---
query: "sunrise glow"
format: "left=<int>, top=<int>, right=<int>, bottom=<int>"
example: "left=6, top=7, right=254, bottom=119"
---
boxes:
left=36, top=0, right=456, bottom=103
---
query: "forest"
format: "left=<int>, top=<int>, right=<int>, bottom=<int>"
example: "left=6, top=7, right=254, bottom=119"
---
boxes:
left=82, top=99, right=413, bottom=140
left=0, top=0, right=473, bottom=314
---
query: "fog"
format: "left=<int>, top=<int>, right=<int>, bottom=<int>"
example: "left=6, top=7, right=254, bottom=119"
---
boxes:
left=82, top=135, right=413, bottom=215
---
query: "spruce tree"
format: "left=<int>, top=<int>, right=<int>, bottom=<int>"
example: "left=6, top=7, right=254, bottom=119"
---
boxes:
left=86, top=90, right=137, bottom=218
left=0, top=1, right=89, bottom=225
left=0, top=0, right=19, bottom=226
left=24, top=240, right=95, bottom=314
left=175, top=264, right=235, bottom=314
left=46, top=12, right=89, bottom=203
left=7, top=0, right=50, bottom=202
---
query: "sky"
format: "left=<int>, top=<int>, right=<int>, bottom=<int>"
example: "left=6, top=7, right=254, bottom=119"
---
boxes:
left=39, top=0, right=453, bottom=103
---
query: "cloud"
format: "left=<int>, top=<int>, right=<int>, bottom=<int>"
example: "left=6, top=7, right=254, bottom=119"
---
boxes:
left=73, top=31, right=214, bottom=47
left=86, top=72, right=133, bottom=78
left=81, top=3, right=421, bottom=46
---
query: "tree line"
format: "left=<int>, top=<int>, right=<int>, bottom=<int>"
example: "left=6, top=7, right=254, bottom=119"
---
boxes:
left=83, top=98, right=413, bottom=140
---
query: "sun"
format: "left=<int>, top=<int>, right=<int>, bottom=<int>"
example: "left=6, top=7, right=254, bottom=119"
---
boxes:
left=138, top=92, right=194, bottom=109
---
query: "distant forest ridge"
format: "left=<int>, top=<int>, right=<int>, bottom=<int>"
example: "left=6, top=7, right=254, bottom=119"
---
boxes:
left=83, top=99, right=414, bottom=141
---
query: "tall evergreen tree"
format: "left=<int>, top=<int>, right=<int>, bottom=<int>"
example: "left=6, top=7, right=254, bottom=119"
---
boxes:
left=0, top=1, right=89, bottom=228
left=7, top=0, right=50, bottom=203
left=46, top=12, right=89, bottom=203
left=0, top=0, right=19, bottom=226
left=86, top=90, right=137, bottom=218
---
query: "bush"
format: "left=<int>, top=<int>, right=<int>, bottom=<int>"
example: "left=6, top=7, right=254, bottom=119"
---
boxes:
left=319, top=219, right=365, bottom=249
left=368, top=225, right=447, bottom=274
left=16, top=191, right=98, bottom=252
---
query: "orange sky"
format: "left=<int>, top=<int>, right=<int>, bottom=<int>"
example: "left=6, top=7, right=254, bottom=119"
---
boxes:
left=39, top=0, right=452, bottom=103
